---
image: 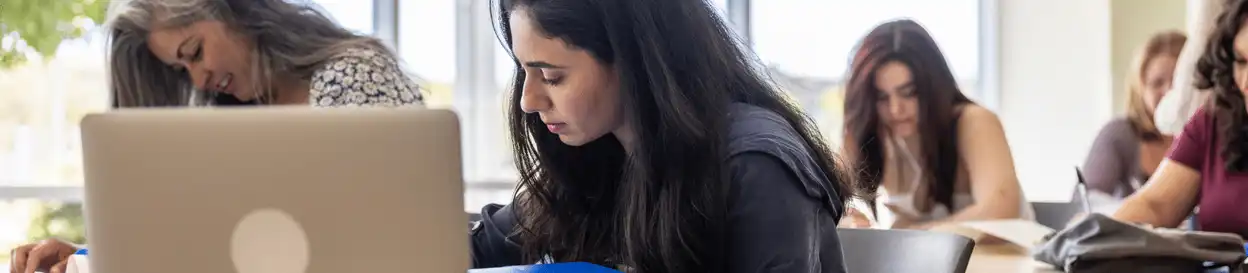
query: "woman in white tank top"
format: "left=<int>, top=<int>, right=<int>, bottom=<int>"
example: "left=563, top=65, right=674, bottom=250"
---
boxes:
left=840, top=19, right=1034, bottom=230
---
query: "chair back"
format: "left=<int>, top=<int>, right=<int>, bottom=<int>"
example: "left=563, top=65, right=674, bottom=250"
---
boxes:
left=1032, top=201, right=1080, bottom=230
left=838, top=228, right=976, bottom=273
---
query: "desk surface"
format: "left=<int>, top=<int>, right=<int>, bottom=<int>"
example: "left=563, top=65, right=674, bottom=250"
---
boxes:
left=967, top=243, right=1061, bottom=273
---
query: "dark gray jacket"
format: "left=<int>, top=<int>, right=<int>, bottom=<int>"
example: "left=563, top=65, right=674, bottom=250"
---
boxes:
left=469, top=103, right=848, bottom=272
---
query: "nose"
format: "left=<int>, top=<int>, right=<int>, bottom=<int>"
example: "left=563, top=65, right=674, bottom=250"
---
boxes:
left=519, top=79, right=551, bottom=114
left=185, top=64, right=213, bottom=91
left=1237, top=68, right=1248, bottom=92
left=888, top=97, right=906, bottom=117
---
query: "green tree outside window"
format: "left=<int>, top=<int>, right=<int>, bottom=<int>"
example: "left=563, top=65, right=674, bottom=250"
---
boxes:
left=0, top=0, right=108, bottom=68
left=0, top=0, right=107, bottom=261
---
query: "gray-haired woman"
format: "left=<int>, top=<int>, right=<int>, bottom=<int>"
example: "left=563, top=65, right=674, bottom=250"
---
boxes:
left=109, top=0, right=423, bottom=107
left=10, top=0, right=423, bottom=272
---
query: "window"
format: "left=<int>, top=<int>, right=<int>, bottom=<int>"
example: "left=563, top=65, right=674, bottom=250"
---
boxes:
left=311, top=0, right=376, bottom=35
left=398, top=0, right=456, bottom=107
left=750, top=0, right=983, bottom=147
left=0, top=25, right=107, bottom=271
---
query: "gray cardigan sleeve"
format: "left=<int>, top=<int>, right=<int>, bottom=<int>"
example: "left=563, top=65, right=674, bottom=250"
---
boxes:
left=1081, top=119, right=1140, bottom=198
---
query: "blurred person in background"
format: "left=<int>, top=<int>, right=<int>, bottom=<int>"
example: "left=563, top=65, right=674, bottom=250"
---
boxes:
left=107, top=0, right=424, bottom=107
left=838, top=19, right=1033, bottom=230
left=1113, top=0, right=1248, bottom=239
left=1082, top=31, right=1186, bottom=199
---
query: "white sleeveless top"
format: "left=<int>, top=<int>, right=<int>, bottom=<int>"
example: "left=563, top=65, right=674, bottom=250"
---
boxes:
left=875, top=134, right=1034, bottom=226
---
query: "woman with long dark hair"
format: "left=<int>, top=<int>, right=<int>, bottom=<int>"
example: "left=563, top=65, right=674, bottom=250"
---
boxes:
left=1113, top=0, right=1248, bottom=239
left=470, top=0, right=858, bottom=272
left=839, top=19, right=1031, bottom=229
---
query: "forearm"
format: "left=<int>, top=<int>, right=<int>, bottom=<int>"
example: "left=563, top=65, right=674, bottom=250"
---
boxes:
left=1112, top=195, right=1183, bottom=228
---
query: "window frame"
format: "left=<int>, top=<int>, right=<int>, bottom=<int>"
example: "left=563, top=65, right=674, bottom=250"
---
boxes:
left=0, top=0, right=1001, bottom=202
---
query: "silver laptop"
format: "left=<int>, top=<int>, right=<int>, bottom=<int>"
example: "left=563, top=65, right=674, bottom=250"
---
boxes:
left=80, top=107, right=468, bottom=273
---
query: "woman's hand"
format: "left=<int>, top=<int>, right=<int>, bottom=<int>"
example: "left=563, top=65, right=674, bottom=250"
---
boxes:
left=10, top=239, right=77, bottom=273
left=839, top=207, right=873, bottom=228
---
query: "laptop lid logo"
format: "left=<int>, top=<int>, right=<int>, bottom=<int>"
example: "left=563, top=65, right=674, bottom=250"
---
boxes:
left=230, top=208, right=310, bottom=273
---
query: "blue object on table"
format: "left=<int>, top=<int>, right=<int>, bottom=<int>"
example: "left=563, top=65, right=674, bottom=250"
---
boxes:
left=468, top=262, right=619, bottom=273
left=74, top=248, right=88, bottom=255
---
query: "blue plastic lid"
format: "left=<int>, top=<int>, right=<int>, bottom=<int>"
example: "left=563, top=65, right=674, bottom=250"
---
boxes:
left=469, top=262, right=619, bottom=273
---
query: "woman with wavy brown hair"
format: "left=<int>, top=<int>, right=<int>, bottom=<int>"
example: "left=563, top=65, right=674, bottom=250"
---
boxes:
left=1082, top=31, right=1186, bottom=198
left=1113, top=0, right=1248, bottom=239
left=838, top=19, right=1032, bottom=229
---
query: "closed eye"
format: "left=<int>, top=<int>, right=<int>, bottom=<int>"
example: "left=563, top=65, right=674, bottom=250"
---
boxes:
left=190, top=43, right=203, bottom=62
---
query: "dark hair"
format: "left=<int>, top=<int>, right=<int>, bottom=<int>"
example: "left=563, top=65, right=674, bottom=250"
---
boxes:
left=842, top=19, right=972, bottom=213
left=495, top=0, right=856, bottom=271
left=1195, top=0, right=1248, bottom=172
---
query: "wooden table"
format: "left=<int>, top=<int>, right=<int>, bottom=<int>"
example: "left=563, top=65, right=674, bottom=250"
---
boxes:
left=967, top=243, right=1061, bottom=273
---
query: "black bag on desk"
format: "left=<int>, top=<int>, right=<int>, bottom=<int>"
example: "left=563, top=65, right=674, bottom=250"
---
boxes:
left=1033, top=214, right=1246, bottom=273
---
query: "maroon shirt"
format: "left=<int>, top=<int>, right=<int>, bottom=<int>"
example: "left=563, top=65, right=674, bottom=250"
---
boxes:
left=1168, top=108, right=1248, bottom=239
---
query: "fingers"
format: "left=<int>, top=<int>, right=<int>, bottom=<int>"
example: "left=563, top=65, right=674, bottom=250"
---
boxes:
left=49, top=258, right=69, bottom=273
left=24, top=246, right=44, bottom=273
left=11, top=244, right=34, bottom=273
left=24, top=240, right=69, bottom=273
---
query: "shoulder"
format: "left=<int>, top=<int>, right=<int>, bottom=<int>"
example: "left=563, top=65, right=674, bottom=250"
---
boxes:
left=956, top=104, right=1003, bottom=130
left=954, top=104, right=1010, bottom=139
left=726, top=151, right=844, bottom=217
left=1095, top=117, right=1140, bottom=142
left=310, top=48, right=425, bottom=107
left=1180, top=106, right=1216, bottom=139
left=724, top=103, right=807, bottom=158
left=724, top=103, right=842, bottom=214
left=1191, top=106, right=1214, bottom=127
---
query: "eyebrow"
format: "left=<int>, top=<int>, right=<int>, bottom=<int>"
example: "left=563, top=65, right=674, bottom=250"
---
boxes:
left=523, top=61, right=564, bottom=69
left=896, top=81, right=915, bottom=91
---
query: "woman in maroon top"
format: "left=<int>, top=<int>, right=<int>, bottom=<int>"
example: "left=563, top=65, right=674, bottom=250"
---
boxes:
left=1113, top=0, right=1248, bottom=239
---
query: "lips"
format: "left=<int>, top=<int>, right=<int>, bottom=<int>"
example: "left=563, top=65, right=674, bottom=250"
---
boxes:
left=545, top=123, right=566, bottom=133
left=216, top=73, right=233, bottom=91
left=203, top=72, right=234, bottom=93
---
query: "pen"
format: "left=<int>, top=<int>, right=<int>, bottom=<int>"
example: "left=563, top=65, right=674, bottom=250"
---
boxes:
left=1075, top=167, right=1093, bottom=215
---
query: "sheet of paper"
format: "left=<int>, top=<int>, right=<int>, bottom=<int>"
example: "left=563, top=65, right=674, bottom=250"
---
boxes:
left=66, top=254, right=89, bottom=273
left=932, top=219, right=1056, bottom=249
left=1086, top=191, right=1124, bottom=215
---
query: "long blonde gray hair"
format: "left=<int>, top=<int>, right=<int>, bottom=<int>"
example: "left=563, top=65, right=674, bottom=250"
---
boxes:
left=105, top=0, right=392, bottom=107
left=1123, top=30, right=1185, bottom=141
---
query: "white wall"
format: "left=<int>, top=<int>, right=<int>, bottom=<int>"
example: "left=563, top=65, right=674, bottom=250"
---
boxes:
left=1109, top=0, right=1187, bottom=114
left=996, top=0, right=1114, bottom=201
